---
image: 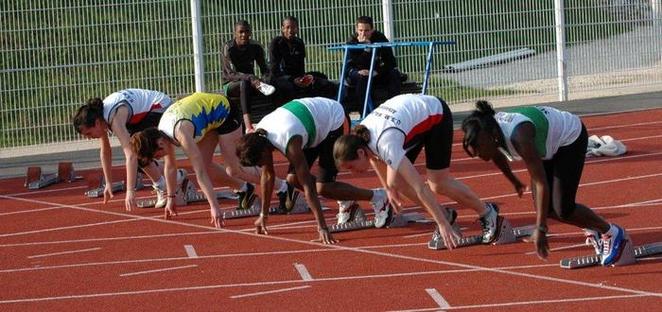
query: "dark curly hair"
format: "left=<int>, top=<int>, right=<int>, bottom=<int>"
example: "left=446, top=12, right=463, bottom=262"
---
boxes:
left=235, top=129, right=271, bottom=167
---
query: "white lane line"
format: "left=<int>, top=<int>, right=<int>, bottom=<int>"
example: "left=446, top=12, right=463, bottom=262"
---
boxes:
left=184, top=245, right=198, bottom=258
left=0, top=206, right=66, bottom=216
left=392, top=293, right=651, bottom=311
left=120, top=264, right=198, bottom=277
left=3, top=187, right=662, bottom=299
left=230, top=285, right=311, bottom=299
left=294, top=263, right=313, bottom=281
left=0, top=219, right=139, bottom=238
left=2, top=224, right=660, bottom=274
left=425, top=288, right=451, bottom=310
left=0, top=231, right=217, bottom=247
left=525, top=243, right=587, bottom=255
left=28, top=247, right=101, bottom=259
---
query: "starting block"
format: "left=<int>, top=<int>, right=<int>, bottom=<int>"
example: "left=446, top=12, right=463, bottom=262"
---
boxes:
left=25, top=162, right=81, bottom=190
left=84, top=172, right=145, bottom=198
left=136, top=189, right=237, bottom=208
left=560, top=240, right=661, bottom=269
left=222, top=191, right=311, bottom=219
left=428, top=217, right=534, bottom=250
left=329, top=211, right=425, bottom=233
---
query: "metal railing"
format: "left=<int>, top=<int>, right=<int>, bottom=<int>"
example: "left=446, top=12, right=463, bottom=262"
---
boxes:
left=1, top=0, right=660, bottom=155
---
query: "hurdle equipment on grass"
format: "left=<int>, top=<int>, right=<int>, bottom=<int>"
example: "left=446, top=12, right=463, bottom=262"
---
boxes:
left=428, top=218, right=534, bottom=250
left=560, top=241, right=661, bottom=269
left=84, top=172, right=145, bottom=198
left=25, top=162, right=80, bottom=190
left=329, top=212, right=426, bottom=233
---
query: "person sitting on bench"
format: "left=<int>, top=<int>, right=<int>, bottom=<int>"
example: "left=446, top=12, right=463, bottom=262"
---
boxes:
left=268, top=16, right=336, bottom=106
left=222, top=20, right=274, bottom=133
left=345, top=15, right=401, bottom=109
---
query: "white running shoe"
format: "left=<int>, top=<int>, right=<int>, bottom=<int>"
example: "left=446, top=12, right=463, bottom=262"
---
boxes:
left=601, top=224, right=626, bottom=266
left=371, top=189, right=392, bottom=228
left=583, top=229, right=602, bottom=255
left=154, top=187, right=167, bottom=208
left=257, top=82, right=275, bottom=96
left=479, top=203, right=500, bottom=244
left=336, top=200, right=361, bottom=224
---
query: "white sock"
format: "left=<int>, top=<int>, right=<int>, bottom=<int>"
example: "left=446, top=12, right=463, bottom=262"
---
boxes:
left=153, top=176, right=166, bottom=191
left=276, top=180, right=288, bottom=193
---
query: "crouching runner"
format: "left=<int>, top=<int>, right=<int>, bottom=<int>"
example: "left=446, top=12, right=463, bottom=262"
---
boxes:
left=235, top=97, right=392, bottom=244
left=130, top=92, right=268, bottom=227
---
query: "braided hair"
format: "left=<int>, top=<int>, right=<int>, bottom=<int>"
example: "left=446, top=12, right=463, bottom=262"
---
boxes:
left=461, top=100, right=500, bottom=157
left=333, top=124, right=371, bottom=166
left=235, top=128, right=271, bottom=167
left=72, top=97, right=104, bottom=133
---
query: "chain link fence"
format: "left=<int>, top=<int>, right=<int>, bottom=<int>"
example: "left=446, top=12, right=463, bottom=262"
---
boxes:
left=2, top=0, right=661, bottom=155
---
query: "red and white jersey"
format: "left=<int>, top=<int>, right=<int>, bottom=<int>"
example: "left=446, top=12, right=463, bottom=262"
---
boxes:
left=102, top=88, right=171, bottom=126
left=360, top=94, right=445, bottom=169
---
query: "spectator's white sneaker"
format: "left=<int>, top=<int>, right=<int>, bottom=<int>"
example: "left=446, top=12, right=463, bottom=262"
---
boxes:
left=257, top=82, right=275, bottom=96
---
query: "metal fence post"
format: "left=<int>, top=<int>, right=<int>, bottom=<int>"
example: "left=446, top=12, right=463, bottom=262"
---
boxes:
left=382, top=0, right=395, bottom=41
left=554, top=0, right=568, bottom=101
left=191, top=0, right=205, bottom=92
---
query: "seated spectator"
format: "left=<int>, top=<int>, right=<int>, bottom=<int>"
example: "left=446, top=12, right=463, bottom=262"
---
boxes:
left=269, top=16, right=336, bottom=106
left=222, top=20, right=274, bottom=132
left=346, top=15, right=401, bottom=110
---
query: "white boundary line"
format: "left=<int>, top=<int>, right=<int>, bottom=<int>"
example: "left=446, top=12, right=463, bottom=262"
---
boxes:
left=294, top=263, right=314, bottom=281
left=0, top=120, right=660, bottom=303
left=28, top=247, right=101, bottom=259
left=230, top=285, right=311, bottom=299
left=391, top=293, right=651, bottom=312
left=184, top=245, right=198, bottom=258
left=120, top=264, right=198, bottom=277
left=425, top=288, right=451, bottom=310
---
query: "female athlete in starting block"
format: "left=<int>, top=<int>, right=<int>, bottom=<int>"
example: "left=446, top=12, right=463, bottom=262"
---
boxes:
left=333, top=94, right=500, bottom=250
left=73, top=88, right=175, bottom=211
left=130, top=92, right=285, bottom=228
left=461, top=101, right=627, bottom=265
left=235, top=97, right=391, bottom=244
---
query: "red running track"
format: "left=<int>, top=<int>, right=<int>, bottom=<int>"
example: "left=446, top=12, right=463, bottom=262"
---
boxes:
left=0, top=109, right=661, bottom=311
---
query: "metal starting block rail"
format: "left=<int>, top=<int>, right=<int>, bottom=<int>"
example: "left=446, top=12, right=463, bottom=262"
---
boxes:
left=136, top=190, right=237, bottom=208
left=329, top=211, right=426, bottom=233
left=85, top=172, right=145, bottom=198
left=223, top=192, right=312, bottom=219
left=428, top=218, right=534, bottom=250
left=560, top=241, right=662, bottom=269
left=25, top=162, right=81, bottom=190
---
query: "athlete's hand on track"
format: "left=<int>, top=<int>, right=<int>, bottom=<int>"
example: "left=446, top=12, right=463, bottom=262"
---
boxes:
left=124, top=190, right=136, bottom=211
left=531, top=230, right=550, bottom=260
left=103, top=184, right=114, bottom=204
left=254, top=215, right=269, bottom=235
left=209, top=206, right=224, bottom=228
left=514, top=182, right=528, bottom=198
left=312, top=228, right=337, bottom=244
left=164, top=199, right=178, bottom=220
left=438, top=221, right=461, bottom=250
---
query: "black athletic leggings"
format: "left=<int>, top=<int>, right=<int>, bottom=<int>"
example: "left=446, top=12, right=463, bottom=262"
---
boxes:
left=542, top=123, right=588, bottom=220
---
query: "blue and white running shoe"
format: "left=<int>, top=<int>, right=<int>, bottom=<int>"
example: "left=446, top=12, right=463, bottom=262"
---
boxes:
left=600, top=224, right=626, bottom=266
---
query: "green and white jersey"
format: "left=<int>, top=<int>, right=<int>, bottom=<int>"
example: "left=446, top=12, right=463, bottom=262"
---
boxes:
left=255, top=97, right=345, bottom=154
left=496, top=106, right=581, bottom=160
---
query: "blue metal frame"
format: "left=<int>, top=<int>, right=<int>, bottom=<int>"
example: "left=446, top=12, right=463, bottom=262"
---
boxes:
left=329, top=41, right=455, bottom=119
